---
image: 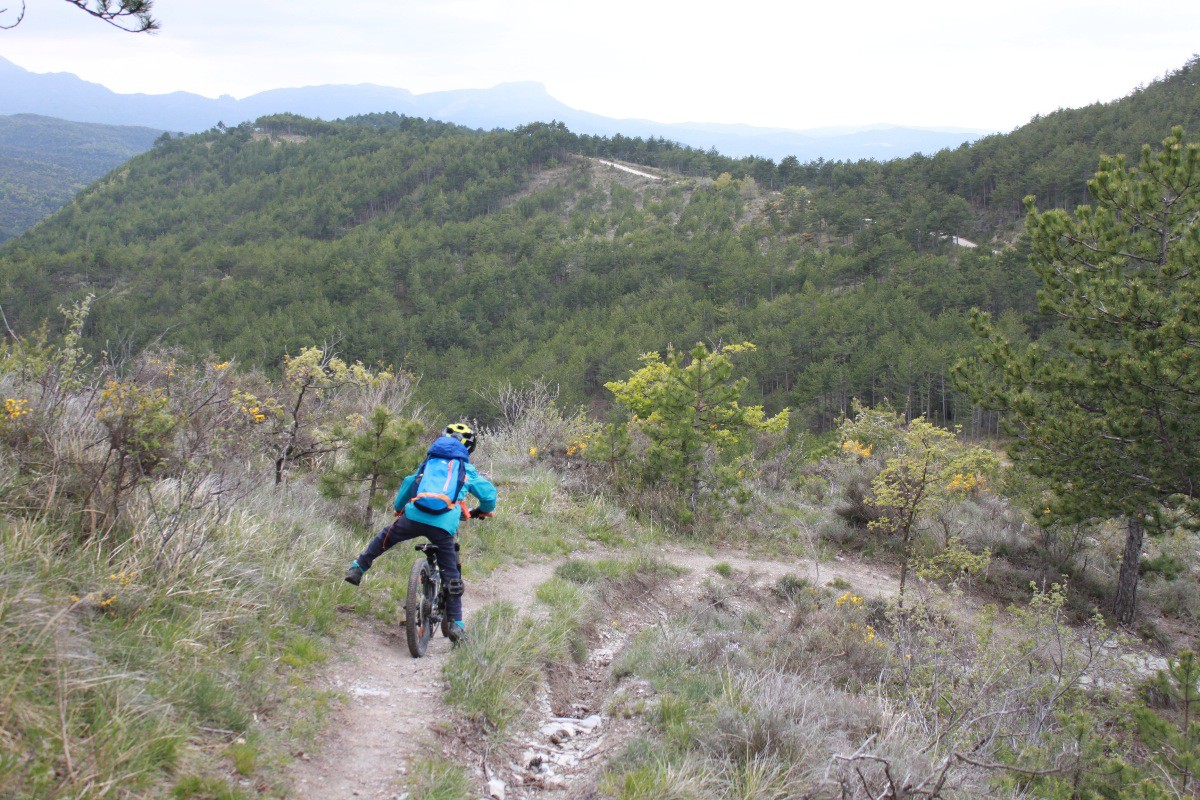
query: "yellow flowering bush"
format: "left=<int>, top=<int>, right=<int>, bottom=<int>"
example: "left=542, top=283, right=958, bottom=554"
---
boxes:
left=282, top=346, right=393, bottom=392
left=4, top=397, right=30, bottom=421
left=824, top=586, right=886, bottom=660
left=841, top=439, right=873, bottom=459
left=837, top=403, right=1001, bottom=602
left=271, top=345, right=396, bottom=484
left=1, top=396, right=35, bottom=447
left=144, top=356, right=178, bottom=381
left=946, top=471, right=985, bottom=494
left=97, top=380, right=177, bottom=467
left=70, top=570, right=137, bottom=615
left=231, top=389, right=280, bottom=424
left=835, top=591, right=865, bottom=608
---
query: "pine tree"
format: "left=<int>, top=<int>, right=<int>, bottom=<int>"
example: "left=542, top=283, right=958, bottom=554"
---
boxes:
left=959, top=128, right=1200, bottom=624
left=605, top=342, right=789, bottom=522
left=319, top=406, right=423, bottom=529
left=1136, top=650, right=1200, bottom=795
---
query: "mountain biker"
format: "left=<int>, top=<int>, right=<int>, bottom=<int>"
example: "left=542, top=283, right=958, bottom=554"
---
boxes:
left=343, top=423, right=497, bottom=642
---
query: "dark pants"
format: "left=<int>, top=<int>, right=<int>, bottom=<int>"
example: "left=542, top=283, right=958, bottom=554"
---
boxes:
left=356, top=515, right=463, bottom=623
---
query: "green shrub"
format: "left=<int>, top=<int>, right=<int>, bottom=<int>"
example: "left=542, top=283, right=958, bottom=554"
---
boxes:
left=773, top=574, right=811, bottom=602
left=1142, top=552, right=1187, bottom=581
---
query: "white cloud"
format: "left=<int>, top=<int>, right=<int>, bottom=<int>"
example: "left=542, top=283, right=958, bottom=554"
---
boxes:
left=2, top=0, right=1198, bottom=131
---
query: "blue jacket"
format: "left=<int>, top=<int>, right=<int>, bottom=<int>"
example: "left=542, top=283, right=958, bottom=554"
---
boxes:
left=392, top=436, right=497, bottom=535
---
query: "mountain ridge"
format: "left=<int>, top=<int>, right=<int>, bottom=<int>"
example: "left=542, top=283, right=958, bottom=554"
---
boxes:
left=0, top=56, right=988, bottom=162
left=0, top=113, right=162, bottom=241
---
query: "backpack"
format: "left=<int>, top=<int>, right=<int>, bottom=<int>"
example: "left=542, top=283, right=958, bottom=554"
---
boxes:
left=411, top=437, right=470, bottom=515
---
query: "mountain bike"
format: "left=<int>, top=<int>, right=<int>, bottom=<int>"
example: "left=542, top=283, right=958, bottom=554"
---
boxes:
left=402, top=510, right=491, bottom=658
left=404, top=541, right=457, bottom=657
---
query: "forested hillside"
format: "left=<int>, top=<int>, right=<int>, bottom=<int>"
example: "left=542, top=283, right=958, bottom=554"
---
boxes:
left=4, top=59, right=1200, bottom=800
left=2, top=59, right=1199, bottom=425
left=0, top=114, right=161, bottom=242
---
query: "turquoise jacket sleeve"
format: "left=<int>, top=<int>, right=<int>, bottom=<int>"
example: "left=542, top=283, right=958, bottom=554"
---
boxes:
left=466, top=464, right=497, bottom=513
left=393, top=472, right=417, bottom=512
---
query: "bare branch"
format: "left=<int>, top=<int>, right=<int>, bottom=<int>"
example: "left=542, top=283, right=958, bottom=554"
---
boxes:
left=954, top=751, right=1073, bottom=777
left=0, top=301, right=20, bottom=342
left=0, top=1, right=27, bottom=29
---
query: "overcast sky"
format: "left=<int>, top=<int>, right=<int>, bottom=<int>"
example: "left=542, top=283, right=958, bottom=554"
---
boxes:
left=2, top=0, right=1197, bottom=133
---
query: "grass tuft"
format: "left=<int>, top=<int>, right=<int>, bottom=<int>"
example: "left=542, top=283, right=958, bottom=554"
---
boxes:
left=442, top=601, right=546, bottom=732
left=404, top=755, right=472, bottom=800
left=443, top=575, right=602, bottom=734
left=171, top=775, right=251, bottom=799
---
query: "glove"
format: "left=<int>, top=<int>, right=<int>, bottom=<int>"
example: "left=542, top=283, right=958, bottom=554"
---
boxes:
left=469, top=508, right=493, bottom=519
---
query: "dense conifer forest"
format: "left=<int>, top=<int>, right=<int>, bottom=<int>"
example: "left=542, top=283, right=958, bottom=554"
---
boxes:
left=2, top=60, right=1199, bottom=426
left=0, top=114, right=162, bottom=242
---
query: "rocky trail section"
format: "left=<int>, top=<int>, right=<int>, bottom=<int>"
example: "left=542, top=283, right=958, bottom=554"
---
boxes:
left=282, top=549, right=899, bottom=799
left=474, top=548, right=899, bottom=800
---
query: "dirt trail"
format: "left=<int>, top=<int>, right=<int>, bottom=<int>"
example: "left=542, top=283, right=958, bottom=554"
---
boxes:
left=282, top=549, right=899, bottom=799
left=285, top=560, right=559, bottom=800
left=653, top=544, right=899, bottom=600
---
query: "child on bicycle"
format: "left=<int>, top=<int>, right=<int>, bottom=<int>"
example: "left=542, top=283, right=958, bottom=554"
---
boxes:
left=343, top=423, right=497, bottom=642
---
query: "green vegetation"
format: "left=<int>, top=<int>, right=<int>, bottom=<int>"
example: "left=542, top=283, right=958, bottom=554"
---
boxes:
left=0, top=100, right=1030, bottom=425
left=0, top=114, right=161, bottom=241
left=403, top=756, right=473, bottom=800
left=837, top=403, right=999, bottom=600
left=1, top=58, right=1200, bottom=800
left=442, top=577, right=597, bottom=733
left=960, top=127, right=1200, bottom=624
left=606, top=342, right=788, bottom=524
left=602, top=576, right=1200, bottom=799
left=0, top=317, right=386, bottom=797
left=318, top=403, right=425, bottom=528
left=1, top=303, right=1198, bottom=797
left=18, top=54, right=1199, bottom=425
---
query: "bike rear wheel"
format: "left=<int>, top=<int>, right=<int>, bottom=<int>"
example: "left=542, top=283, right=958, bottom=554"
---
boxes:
left=405, top=559, right=438, bottom=657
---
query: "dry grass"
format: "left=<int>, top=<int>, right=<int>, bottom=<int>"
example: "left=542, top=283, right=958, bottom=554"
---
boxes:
left=0, top=468, right=353, bottom=798
left=602, top=565, right=1147, bottom=799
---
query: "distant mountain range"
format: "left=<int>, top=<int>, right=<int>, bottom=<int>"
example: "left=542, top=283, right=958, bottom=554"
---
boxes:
left=0, top=56, right=990, bottom=163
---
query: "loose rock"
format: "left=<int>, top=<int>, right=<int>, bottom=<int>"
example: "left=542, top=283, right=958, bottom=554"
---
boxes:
left=577, top=714, right=603, bottom=732
left=539, top=722, right=577, bottom=744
